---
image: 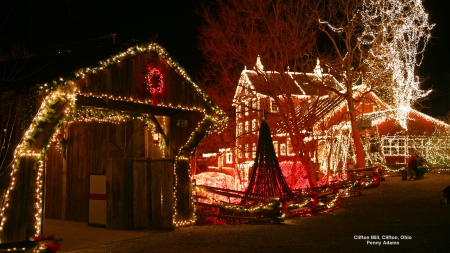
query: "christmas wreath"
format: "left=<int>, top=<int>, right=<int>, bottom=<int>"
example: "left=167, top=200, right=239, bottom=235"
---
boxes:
left=144, top=68, right=164, bottom=106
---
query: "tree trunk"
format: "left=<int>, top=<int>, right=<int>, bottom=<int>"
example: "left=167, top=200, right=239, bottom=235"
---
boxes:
left=348, top=98, right=365, bottom=168
left=290, top=158, right=297, bottom=190
left=297, top=153, right=317, bottom=189
left=326, top=136, right=334, bottom=185
left=306, top=156, right=317, bottom=188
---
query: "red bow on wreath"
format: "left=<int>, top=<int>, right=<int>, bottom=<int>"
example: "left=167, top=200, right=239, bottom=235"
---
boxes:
left=144, top=68, right=164, bottom=107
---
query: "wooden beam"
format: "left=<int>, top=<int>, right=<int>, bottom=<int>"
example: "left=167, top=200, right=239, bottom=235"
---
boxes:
left=149, top=115, right=169, bottom=145
left=75, top=94, right=185, bottom=116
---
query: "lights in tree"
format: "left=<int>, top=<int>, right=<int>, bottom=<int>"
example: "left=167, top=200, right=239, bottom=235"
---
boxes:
left=360, top=0, right=433, bottom=130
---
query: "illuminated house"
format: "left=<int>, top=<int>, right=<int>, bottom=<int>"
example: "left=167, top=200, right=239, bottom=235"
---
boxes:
left=0, top=42, right=225, bottom=243
left=216, top=57, right=450, bottom=183
left=361, top=109, right=450, bottom=166
left=231, top=58, right=389, bottom=179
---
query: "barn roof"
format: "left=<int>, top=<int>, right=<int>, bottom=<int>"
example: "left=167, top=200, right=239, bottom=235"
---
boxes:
left=1, top=40, right=225, bottom=121
left=32, top=42, right=224, bottom=117
left=232, top=59, right=343, bottom=106
left=359, top=108, right=450, bottom=135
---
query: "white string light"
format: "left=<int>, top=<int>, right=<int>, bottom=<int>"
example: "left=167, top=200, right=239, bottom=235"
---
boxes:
left=360, top=0, right=433, bottom=130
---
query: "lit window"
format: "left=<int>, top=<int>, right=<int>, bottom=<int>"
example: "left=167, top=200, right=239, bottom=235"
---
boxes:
left=271, top=100, right=278, bottom=112
left=252, top=143, right=256, bottom=158
left=381, top=137, right=407, bottom=156
left=398, top=139, right=405, bottom=155
left=280, top=143, right=286, bottom=156
left=245, top=121, right=249, bottom=132
left=245, top=144, right=249, bottom=158
left=252, top=119, right=257, bottom=132
left=273, top=141, right=278, bottom=155
left=226, top=153, right=233, bottom=164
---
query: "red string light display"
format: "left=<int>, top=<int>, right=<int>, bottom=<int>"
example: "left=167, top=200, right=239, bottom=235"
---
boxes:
left=144, top=67, right=164, bottom=106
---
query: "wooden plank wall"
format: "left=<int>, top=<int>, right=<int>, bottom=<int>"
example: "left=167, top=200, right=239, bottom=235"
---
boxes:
left=149, top=159, right=174, bottom=229
left=132, top=159, right=174, bottom=229
left=44, top=118, right=189, bottom=230
left=133, top=160, right=149, bottom=229
left=45, top=144, right=64, bottom=219
left=106, top=158, right=133, bottom=230
left=59, top=120, right=141, bottom=223
left=106, top=158, right=173, bottom=230
left=46, top=120, right=167, bottom=223
left=65, top=122, right=106, bottom=222
left=0, top=156, right=38, bottom=243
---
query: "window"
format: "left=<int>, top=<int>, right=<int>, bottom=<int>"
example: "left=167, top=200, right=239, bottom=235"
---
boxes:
left=252, top=119, right=257, bottom=132
left=382, top=137, right=406, bottom=156
left=271, top=100, right=278, bottom=112
left=383, top=139, right=391, bottom=155
left=280, top=143, right=286, bottom=156
left=398, top=139, right=405, bottom=155
left=252, top=143, right=256, bottom=158
left=226, top=152, right=233, bottom=164
left=245, top=121, right=249, bottom=132
left=239, top=145, right=243, bottom=158
left=238, top=123, right=243, bottom=136
left=273, top=141, right=278, bottom=155
left=240, top=103, right=245, bottom=118
left=245, top=102, right=249, bottom=116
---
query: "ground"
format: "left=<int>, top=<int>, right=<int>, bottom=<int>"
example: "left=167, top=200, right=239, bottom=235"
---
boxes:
left=45, top=173, right=450, bottom=253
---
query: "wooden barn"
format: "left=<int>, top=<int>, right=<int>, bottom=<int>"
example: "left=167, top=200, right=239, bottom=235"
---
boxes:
left=0, top=42, right=226, bottom=243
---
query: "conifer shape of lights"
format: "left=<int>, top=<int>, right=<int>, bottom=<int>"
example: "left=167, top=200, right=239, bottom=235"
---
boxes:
left=144, top=67, right=164, bottom=106
left=241, top=120, right=292, bottom=205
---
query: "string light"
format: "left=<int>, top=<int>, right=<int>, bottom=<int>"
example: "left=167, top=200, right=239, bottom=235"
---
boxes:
left=360, top=0, right=433, bottom=130
left=1, top=42, right=228, bottom=237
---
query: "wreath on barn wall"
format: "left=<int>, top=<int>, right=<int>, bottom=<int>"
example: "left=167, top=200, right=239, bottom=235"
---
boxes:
left=144, top=67, right=164, bottom=106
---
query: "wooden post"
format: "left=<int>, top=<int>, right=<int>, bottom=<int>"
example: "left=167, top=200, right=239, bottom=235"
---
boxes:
left=0, top=156, right=39, bottom=243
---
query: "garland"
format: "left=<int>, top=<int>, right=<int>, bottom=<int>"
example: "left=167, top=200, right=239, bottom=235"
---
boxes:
left=144, top=68, right=164, bottom=106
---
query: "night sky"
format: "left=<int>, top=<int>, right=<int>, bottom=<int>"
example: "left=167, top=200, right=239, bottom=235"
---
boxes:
left=1, top=0, right=448, bottom=117
left=417, top=1, right=450, bottom=118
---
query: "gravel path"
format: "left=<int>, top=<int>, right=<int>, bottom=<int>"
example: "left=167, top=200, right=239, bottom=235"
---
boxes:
left=47, top=173, right=450, bottom=253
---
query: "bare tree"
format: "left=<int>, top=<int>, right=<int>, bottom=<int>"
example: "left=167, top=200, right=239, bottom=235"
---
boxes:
left=313, top=0, right=432, bottom=168
left=198, top=0, right=325, bottom=188
left=197, top=0, right=433, bottom=188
